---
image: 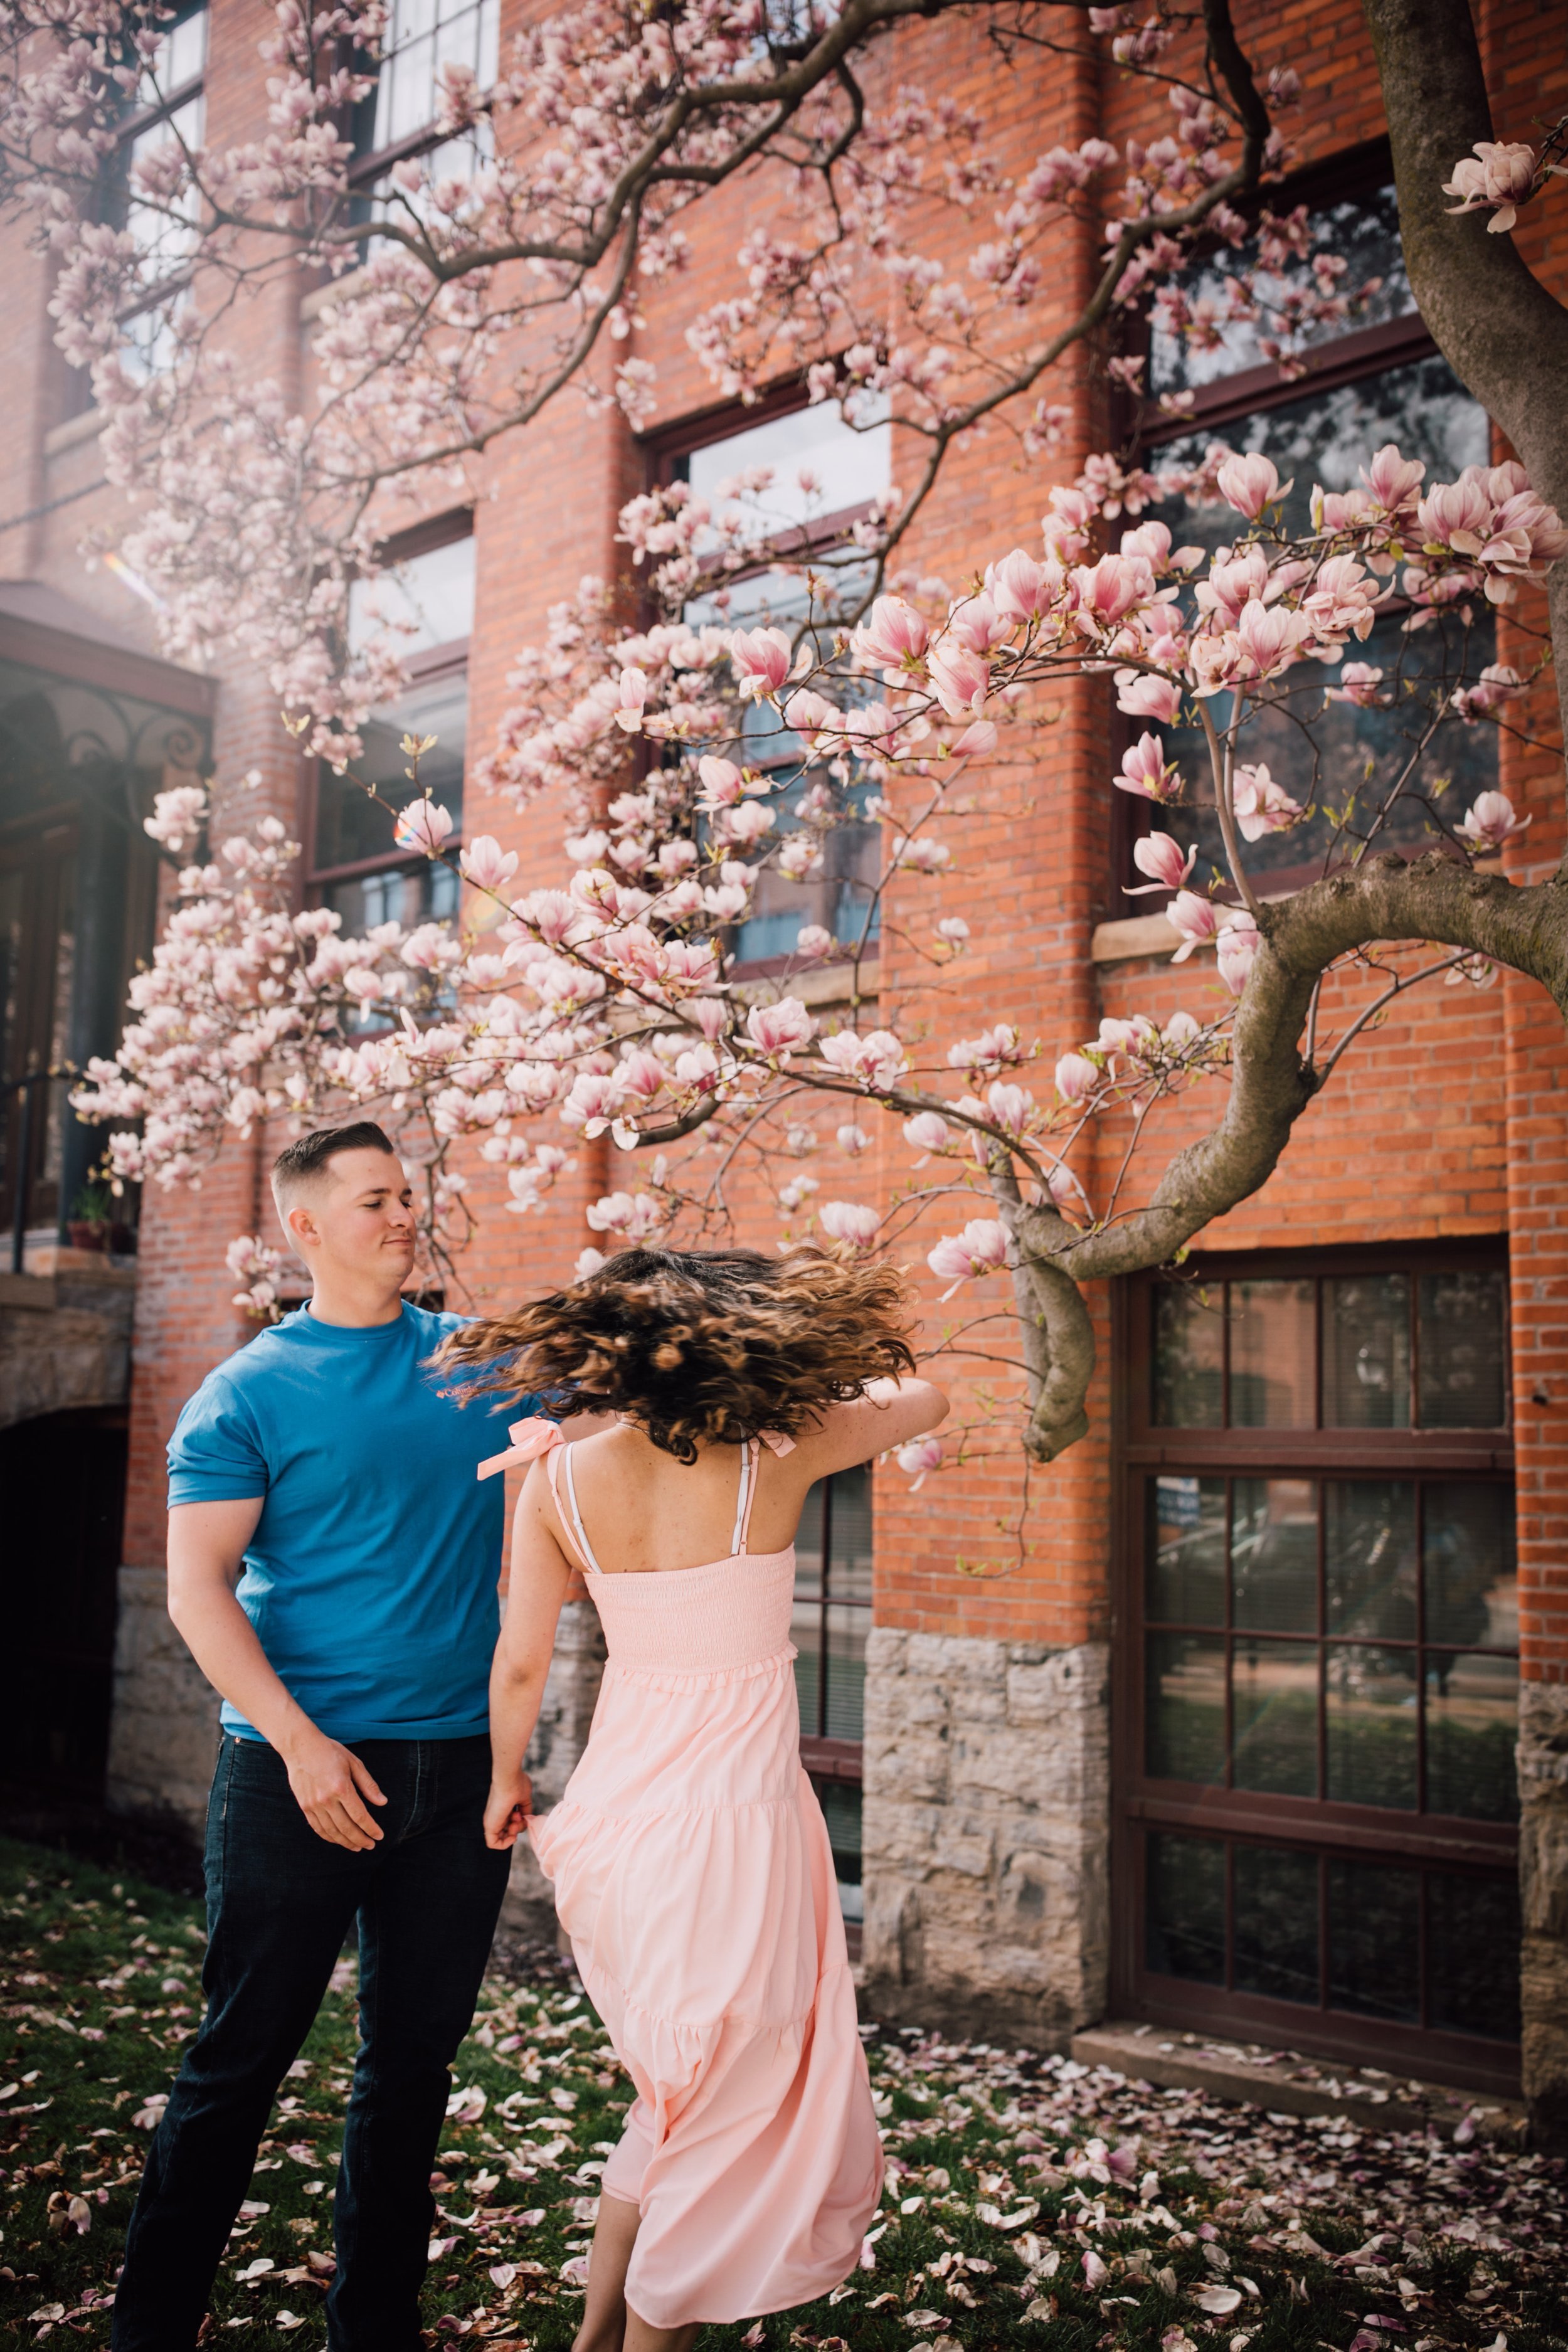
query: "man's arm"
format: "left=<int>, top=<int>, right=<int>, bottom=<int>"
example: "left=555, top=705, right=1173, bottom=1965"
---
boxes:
left=167, top=1500, right=389, bottom=1851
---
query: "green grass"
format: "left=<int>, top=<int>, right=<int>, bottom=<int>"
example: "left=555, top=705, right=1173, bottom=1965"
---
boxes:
left=3, top=1834, right=1567, bottom=2349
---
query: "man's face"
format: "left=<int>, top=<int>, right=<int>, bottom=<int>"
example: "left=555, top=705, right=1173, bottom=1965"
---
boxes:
left=287, top=1149, right=418, bottom=1285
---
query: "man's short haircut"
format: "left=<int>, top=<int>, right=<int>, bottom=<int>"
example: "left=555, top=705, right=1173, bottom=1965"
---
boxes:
left=272, top=1121, right=398, bottom=1210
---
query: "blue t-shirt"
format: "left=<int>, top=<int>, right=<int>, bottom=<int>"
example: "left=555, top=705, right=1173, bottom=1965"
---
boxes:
left=166, top=1302, right=526, bottom=1744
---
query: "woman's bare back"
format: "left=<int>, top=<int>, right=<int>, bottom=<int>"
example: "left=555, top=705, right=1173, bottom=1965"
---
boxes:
left=546, top=1377, right=946, bottom=1576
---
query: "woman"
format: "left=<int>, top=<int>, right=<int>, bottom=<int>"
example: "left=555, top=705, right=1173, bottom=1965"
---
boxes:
left=440, top=1246, right=947, bottom=2352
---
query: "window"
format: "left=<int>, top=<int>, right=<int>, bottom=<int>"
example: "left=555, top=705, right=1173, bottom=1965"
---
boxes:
left=61, top=1, right=209, bottom=411
left=657, top=395, right=890, bottom=969
left=359, top=0, right=499, bottom=159
left=1118, top=154, right=1500, bottom=906
left=1115, top=1246, right=1520, bottom=2092
left=793, top=1466, right=874, bottom=1934
left=347, top=0, right=499, bottom=239
left=309, top=526, right=472, bottom=948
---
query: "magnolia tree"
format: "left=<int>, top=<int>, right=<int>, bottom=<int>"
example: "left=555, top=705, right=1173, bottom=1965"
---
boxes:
left=6, top=0, right=1568, bottom=1473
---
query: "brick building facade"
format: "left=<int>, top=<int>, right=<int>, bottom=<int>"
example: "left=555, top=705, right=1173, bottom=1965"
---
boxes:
left=3, top=0, right=1565, bottom=2131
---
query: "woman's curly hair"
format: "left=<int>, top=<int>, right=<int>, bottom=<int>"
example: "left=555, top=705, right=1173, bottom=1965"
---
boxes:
left=435, top=1245, right=916, bottom=1463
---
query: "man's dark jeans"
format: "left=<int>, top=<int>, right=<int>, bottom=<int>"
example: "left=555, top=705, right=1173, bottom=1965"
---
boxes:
left=112, top=1732, right=511, bottom=2352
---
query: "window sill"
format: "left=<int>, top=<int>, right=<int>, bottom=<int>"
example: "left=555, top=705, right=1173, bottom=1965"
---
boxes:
left=732, top=957, right=878, bottom=1008
left=301, top=265, right=371, bottom=322
left=1093, top=913, right=1182, bottom=963
left=44, top=410, right=106, bottom=458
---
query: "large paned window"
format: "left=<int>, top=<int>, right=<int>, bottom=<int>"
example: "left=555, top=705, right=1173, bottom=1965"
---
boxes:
left=61, top=1, right=209, bottom=413
left=652, top=395, right=891, bottom=970
left=1120, top=148, right=1499, bottom=906
left=792, top=1467, right=873, bottom=1928
left=348, top=0, right=499, bottom=235
left=309, top=524, right=472, bottom=947
left=1116, top=1246, right=1520, bottom=2091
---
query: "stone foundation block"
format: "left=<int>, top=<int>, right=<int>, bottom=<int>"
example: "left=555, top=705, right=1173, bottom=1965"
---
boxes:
left=860, top=1627, right=1109, bottom=2047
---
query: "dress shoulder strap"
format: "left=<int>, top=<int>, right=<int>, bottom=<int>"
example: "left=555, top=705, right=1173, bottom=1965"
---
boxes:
left=732, top=1438, right=761, bottom=1557
left=548, top=1443, right=605, bottom=1578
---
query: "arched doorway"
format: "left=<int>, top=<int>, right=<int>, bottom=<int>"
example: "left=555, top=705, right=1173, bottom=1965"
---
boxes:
left=0, top=1404, right=128, bottom=1790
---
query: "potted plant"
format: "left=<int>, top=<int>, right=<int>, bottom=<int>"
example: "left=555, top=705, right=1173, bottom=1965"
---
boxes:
left=66, top=1179, right=115, bottom=1253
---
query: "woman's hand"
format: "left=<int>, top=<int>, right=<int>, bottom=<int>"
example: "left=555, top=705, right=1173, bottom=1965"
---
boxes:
left=484, top=1774, right=532, bottom=1850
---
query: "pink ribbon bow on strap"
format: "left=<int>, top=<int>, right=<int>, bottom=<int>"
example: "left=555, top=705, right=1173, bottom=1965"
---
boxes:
left=477, top=1419, right=567, bottom=1481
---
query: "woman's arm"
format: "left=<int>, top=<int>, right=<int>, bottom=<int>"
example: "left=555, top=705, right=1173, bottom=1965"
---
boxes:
left=795, top=1375, right=950, bottom=1480
left=484, top=1461, right=578, bottom=1850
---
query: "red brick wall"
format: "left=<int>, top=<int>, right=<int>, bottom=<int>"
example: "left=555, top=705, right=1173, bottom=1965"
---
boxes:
left=3, top=0, right=1564, bottom=1688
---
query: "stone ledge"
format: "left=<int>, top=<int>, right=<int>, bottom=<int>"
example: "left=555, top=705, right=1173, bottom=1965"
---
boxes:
left=0, top=1273, right=55, bottom=1310
left=43, top=408, right=106, bottom=457
left=1069, top=2020, right=1525, bottom=2144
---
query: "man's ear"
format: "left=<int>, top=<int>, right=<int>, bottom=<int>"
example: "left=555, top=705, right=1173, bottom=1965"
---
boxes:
left=286, top=1200, right=319, bottom=1253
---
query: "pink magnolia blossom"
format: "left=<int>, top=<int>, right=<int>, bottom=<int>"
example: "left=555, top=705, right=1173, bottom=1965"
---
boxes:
left=1167, top=890, right=1220, bottom=962
left=1115, top=670, right=1182, bottom=724
left=729, top=626, right=792, bottom=699
left=1126, top=832, right=1195, bottom=894
left=1070, top=550, right=1152, bottom=633
left=1459, top=790, right=1530, bottom=852
left=1360, top=443, right=1426, bottom=513
left=935, top=916, right=970, bottom=951
left=746, top=997, right=815, bottom=1055
left=585, top=1190, right=664, bottom=1239
left=903, top=1111, right=951, bottom=1160
left=717, top=799, right=775, bottom=848
left=1232, top=763, right=1305, bottom=840
left=1441, top=140, right=1543, bottom=234
left=949, top=719, right=999, bottom=758
left=926, top=638, right=990, bottom=719
left=612, top=667, right=649, bottom=732
left=987, top=548, right=1054, bottom=622
left=576, top=1240, right=608, bottom=1274
left=696, top=754, right=744, bottom=807
left=393, top=800, right=455, bottom=855
left=1054, top=1051, right=1101, bottom=1104
left=894, top=1436, right=943, bottom=1491
left=795, top=923, right=834, bottom=957
left=1115, top=733, right=1183, bottom=805
left=1451, top=664, right=1527, bottom=721
left=855, top=595, right=929, bottom=669
left=460, top=835, right=520, bottom=891
left=1327, top=662, right=1387, bottom=707
left=1216, top=909, right=1259, bottom=997
left=1215, top=452, right=1289, bottom=519
left=818, top=1200, right=881, bottom=1251
left=927, top=1217, right=1010, bottom=1298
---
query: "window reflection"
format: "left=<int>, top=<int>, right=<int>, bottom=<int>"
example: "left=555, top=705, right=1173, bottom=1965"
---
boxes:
left=314, top=676, right=467, bottom=876
left=1146, top=1832, right=1226, bottom=1984
left=681, top=398, right=892, bottom=546
left=792, top=1463, right=872, bottom=1743
left=1230, top=1279, right=1315, bottom=1427
left=1145, top=359, right=1496, bottom=887
left=1234, top=1843, right=1319, bottom=2005
left=1325, top=1643, right=1418, bottom=1809
left=1418, top=1270, right=1508, bottom=1428
left=1323, top=1275, right=1411, bottom=1429
left=1324, top=1480, right=1417, bottom=1639
left=1428, top=1871, right=1521, bottom=2040
left=1232, top=1477, right=1316, bottom=1633
left=1149, top=183, right=1413, bottom=396
left=1232, top=1639, right=1318, bottom=1796
left=1145, top=1632, right=1226, bottom=1784
left=1152, top=1283, right=1224, bottom=1426
left=1328, top=1856, right=1420, bottom=2021
left=1147, top=1476, right=1226, bottom=1625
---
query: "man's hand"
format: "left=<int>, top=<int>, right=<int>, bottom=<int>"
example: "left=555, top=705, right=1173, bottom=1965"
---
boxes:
left=484, top=1775, right=532, bottom=1851
left=283, top=1730, right=388, bottom=1851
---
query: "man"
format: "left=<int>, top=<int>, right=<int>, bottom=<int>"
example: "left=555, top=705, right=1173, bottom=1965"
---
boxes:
left=113, top=1122, right=538, bottom=2352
